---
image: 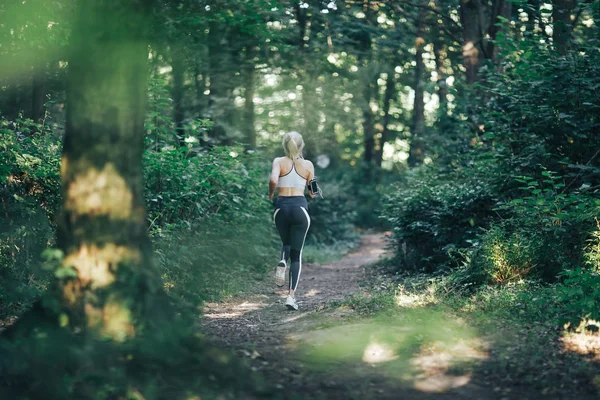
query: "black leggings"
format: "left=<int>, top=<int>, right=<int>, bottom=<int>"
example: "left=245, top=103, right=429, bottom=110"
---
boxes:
left=274, top=196, right=310, bottom=291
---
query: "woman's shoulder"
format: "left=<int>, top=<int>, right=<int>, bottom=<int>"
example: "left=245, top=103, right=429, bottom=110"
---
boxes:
left=300, top=158, right=314, bottom=170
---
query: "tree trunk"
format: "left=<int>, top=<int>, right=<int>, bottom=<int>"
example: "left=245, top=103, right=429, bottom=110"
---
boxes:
left=361, top=0, right=376, bottom=166
left=375, top=69, right=395, bottom=168
left=433, top=40, right=447, bottom=106
left=363, top=81, right=375, bottom=164
left=243, top=45, right=256, bottom=150
left=553, top=0, right=576, bottom=54
left=460, top=0, right=483, bottom=84
left=56, top=0, right=160, bottom=340
left=408, top=5, right=426, bottom=168
left=207, top=24, right=230, bottom=142
left=31, top=66, right=47, bottom=123
left=194, top=58, right=206, bottom=118
left=295, top=2, right=319, bottom=158
left=171, top=45, right=186, bottom=147
left=7, top=83, right=21, bottom=120
left=485, top=0, right=512, bottom=61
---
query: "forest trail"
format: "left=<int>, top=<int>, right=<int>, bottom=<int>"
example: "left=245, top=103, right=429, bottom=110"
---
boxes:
left=199, top=235, right=532, bottom=400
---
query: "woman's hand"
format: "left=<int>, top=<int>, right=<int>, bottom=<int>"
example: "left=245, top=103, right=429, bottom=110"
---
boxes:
left=307, top=189, right=316, bottom=199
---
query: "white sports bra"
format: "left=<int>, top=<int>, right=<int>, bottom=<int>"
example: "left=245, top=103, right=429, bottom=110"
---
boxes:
left=278, top=160, right=308, bottom=191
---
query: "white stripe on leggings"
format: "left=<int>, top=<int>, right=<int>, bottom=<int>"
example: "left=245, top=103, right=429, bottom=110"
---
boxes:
left=293, top=206, right=311, bottom=291
left=273, top=208, right=280, bottom=224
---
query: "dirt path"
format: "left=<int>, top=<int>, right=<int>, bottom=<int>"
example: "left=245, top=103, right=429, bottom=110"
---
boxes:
left=198, top=235, right=546, bottom=400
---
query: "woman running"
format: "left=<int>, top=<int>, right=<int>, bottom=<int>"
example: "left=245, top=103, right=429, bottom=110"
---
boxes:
left=268, top=131, right=315, bottom=311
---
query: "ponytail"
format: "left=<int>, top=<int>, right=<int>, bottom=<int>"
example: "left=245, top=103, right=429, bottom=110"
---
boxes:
left=287, top=138, right=300, bottom=160
left=282, top=131, right=304, bottom=160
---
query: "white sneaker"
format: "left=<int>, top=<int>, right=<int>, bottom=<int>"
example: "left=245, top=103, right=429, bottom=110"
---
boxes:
left=285, top=295, right=299, bottom=311
left=275, top=261, right=287, bottom=287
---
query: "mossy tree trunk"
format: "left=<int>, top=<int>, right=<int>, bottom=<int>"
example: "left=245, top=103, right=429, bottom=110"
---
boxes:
left=55, top=0, right=160, bottom=341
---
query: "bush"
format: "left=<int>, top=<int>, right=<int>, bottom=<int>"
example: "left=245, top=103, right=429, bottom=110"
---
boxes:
left=383, top=157, right=502, bottom=272
left=0, top=118, right=61, bottom=318
left=449, top=170, right=599, bottom=289
left=144, top=146, right=279, bottom=305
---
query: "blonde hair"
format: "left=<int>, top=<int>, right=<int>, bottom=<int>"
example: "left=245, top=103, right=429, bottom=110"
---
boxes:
left=282, top=131, right=304, bottom=160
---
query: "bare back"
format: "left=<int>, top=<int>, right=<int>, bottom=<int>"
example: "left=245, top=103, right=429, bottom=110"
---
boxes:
left=272, top=157, right=315, bottom=197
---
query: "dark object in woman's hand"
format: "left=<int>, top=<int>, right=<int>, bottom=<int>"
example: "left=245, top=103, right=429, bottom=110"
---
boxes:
left=309, top=178, right=323, bottom=198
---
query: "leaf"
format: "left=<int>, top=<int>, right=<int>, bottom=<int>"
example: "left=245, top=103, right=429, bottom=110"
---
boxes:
left=55, top=265, right=78, bottom=279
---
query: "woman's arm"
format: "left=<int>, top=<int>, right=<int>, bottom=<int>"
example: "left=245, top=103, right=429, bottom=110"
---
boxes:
left=268, top=158, right=280, bottom=200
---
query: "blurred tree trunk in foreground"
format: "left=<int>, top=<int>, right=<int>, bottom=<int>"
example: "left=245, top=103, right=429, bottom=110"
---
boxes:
left=55, top=0, right=160, bottom=341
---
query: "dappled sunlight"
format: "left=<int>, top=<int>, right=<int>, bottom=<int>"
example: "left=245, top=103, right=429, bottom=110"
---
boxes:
left=234, top=302, right=265, bottom=312
left=203, top=301, right=267, bottom=320
left=63, top=243, right=141, bottom=288
left=562, top=330, right=600, bottom=361
left=305, top=289, right=321, bottom=297
left=395, top=289, right=427, bottom=308
left=362, top=341, right=398, bottom=364
left=204, top=312, right=244, bottom=320
left=410, top=340, right=487, bottom=393
left=282, top=311, right=314, bottom=324
left=65, top=162, right=135, bottom=220
left=414, top=374, right=471, bottom=393
left=366, top=248, right=386, bottom=256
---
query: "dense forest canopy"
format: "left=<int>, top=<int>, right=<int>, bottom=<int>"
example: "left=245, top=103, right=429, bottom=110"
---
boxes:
left=1, top=0, right=600, bottom=398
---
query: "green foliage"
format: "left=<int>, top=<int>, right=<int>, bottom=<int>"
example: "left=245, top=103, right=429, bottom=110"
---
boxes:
left=304, top=169, right=359, bottom=246
left=0, top=317, right=264, bottom=400
left=384, top=39, right=600, bottom=291
left=144, top=146, right=278, bottom=305
left=383, top=157, right=501, bottom=272
left=0, top=117, right=60, bottom=318
left=552, top=221, right=600, bottom=328
left=555, top=268, right=600, bottom=329
left=452, top=171, right=600, bottom=286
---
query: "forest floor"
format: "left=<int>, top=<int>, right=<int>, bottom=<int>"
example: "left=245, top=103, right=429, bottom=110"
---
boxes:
left=200, top=234, right=600, bottom=400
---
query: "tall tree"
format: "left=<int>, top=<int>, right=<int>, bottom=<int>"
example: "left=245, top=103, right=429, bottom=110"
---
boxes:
left=408, top=4, right=427, bottom=167
left=31, top=65, right=47, bottom=122
left=360, top=0, right=378, bottom=165
left=460, top=0, right=483, bottom=84
left=553, top=0, right=577, bottom=54
left=55, top=0, right=162, bottom=339
left=171, top=44, right=186, bottom=146
left=485, top=0, right=512, bottom=61
left=243, top=43, right=257, bottom=150
left=375, top=66, right=396, bottom=168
